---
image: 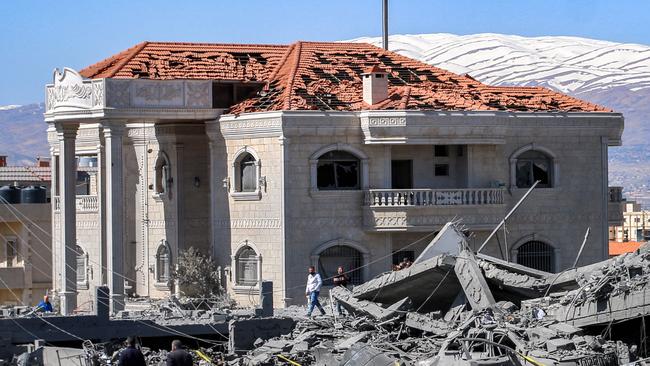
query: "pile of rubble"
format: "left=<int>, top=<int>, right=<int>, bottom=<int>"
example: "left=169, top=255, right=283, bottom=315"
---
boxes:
left=236, top=223, right=650, bottom=365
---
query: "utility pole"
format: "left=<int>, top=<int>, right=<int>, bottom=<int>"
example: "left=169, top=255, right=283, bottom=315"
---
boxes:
left=382, top=0, right=389, bottom=50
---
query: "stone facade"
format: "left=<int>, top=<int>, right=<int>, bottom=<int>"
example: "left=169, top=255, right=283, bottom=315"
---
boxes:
left=44, top=69, right=624, bottom=311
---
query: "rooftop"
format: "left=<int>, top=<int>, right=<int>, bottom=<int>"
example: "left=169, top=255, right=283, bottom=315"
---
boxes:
left=609, top=241, right=645, bottom=256
left=80, top=41, right=610, bottom=114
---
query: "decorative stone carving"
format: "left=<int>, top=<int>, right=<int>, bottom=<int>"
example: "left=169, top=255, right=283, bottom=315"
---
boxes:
left=133, top=81, right=183, bottom=107
left=367, top=117, right=406, bottom=127
left=185, top=82, right=211, bottom=108
left=106, top=80, right=131, bottom=107
left=220, top=118, right=283, bottom=139
left=214, top=218, right=281, bottom=229
left=46, top=68, right=99, bottom=111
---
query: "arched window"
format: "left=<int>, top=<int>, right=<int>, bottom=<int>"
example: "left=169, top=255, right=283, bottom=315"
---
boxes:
left=76, top=245, right=88, bottom=288
left=516, top=240, right=555, bottom=272
left=318, top=245, right=363, bottom=285
left=238, top=153, right=257, bottom=192
left=317, top=151, right=360, bottom=190
left=154, top=152, right=171, bottom=196
left=156, top=241, right=171, bottom=283
left=235, top=246, right=259, bottom=286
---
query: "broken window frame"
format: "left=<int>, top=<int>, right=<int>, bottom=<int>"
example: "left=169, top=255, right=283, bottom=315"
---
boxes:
left=316, top=151, right=360, bottom=190
left=510, top=145, right=556, bottom=189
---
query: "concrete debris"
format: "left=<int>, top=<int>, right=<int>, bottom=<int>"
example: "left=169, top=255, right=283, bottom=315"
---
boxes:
left=10, top=222, right=650, bottom=365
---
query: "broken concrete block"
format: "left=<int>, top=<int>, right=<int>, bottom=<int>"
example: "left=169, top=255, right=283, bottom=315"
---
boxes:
left=546, top=338, right=576, bottom=352
left=335, top=332, right=369, bottom=350
left=454, top=249, right=496, bottom=311
left=290, top=341, right=309, bottom=354
left=548, top=322, right=581, bottom=337
left=526, top=327, right=558, bottom=342
left=330, top=286, right=407, bottom=321
left=404, top=312, right=450, bottom=335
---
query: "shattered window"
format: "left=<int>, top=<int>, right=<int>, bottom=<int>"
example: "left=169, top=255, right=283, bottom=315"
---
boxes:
left=317, top=151, right=360, bottom=190
left=236, top=247, right=258, bottom=286
left=516, top=240, right=554, bottom=272
left=515, top=150, right=551, bottom=188
left=318, top=245, right=363, bottom=285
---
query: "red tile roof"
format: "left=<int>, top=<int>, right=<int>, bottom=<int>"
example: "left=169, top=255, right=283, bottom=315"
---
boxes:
left=609, top=241, right=645, bottom=256
left=80, top=41, right=611, bottom=114
left=0, top=166, right=51, bottom=183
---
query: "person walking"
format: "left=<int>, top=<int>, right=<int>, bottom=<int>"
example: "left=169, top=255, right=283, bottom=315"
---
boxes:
left=117, top=336, right=146, bottom=366
left=305, top=265, right=326, bottom=317
left=332, top=266, right=349, bottom=316
left=166, top=340, right=193, bottom=366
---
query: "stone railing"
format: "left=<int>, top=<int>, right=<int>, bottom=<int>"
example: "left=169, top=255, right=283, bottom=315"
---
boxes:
left=364, top=188, right=506, bottom=207
left=53, top=195, right=99, bottom=213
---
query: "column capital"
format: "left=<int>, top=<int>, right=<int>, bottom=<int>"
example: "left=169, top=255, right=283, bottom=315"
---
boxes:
left=102, top=123, right=126, bottom=138
left=54, top=123, right=79, bottom=139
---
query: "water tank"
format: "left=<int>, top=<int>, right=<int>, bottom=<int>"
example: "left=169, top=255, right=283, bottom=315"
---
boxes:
left=21, top=185, right=47, bottom=204
left=0, top=185, right=21, bottom=204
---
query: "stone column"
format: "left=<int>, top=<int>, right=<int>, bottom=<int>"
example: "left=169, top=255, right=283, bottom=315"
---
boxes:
left=56, top=123, right=79, bottom=315
left=49, top=148, right=58, bottom=286
left=103, top=122, right=125, bottom=313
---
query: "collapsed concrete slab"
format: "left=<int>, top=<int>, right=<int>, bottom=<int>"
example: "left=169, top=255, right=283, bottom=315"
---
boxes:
left=454, top=249, right=496, bottom=311
left=352, top=254, right=460, bottom=312
left=331, top=286, right=410, bottom=321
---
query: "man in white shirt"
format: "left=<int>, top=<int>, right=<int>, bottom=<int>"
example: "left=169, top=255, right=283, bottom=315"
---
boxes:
left=305, top=265, right=326, bottom=317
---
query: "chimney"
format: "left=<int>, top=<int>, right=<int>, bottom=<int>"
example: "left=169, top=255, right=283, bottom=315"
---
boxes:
left=0, top=155, right=6, bottom=167
left=36, top=156, right=50, bottom=168
left=362, top=65, right=389, bottom=105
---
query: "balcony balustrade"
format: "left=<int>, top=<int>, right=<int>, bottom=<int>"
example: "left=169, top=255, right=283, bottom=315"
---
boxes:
left=364, top=188, right=505, bottom=207
left=53, top=195, right=99, bottom=213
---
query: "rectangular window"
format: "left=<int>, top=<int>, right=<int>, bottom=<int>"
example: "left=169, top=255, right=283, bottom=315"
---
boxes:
left=391, top=160, right=413, bottom=189
left=6, top=240, right=17, bottom=267
left=434, top=145, right=449, bottom=157
left=435, top=164, right=449, bottom=176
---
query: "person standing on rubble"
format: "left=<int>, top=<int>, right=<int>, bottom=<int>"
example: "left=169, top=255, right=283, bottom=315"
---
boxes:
left=117, top=336, right=146, bottom=366
left=305, top=265, right=327, bottom=317
left=166, top=340, right=193, bottom=366
left=332, top=266, right=349, bottom=316
left=35, top=295, right=53, bottom=313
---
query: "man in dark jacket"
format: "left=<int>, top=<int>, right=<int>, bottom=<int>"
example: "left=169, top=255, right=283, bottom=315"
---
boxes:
left=166, top=340, right=193, bottom=366
left=332, top=266, right=349, bottom=316
left=118, top=336, right=146, bottom=366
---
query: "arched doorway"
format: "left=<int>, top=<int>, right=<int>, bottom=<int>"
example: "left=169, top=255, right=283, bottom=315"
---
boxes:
left=515, top=240, right=555, bottom=272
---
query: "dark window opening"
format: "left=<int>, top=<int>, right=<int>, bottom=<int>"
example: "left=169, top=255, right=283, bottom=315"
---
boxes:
left=212, top=82, right=264, bottom=108
left=392, top=250, right=415, bottom=266
left=391, top=160, right=413, bottom=189
left=375, top=74, right=384, bottom=78
left=434, top=145, right=449, bottom=157
left=516, top=150, right=552, bottom=188
left=317, top=151, right=360, bottom=190
left=516, top=240, right=554, bottom=272
left=435, top=164, right=449, bottom=176
left=318, top=245, right=363, bottom=286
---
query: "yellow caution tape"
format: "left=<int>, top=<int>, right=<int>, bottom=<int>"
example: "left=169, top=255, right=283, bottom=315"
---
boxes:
left=517, top=352, right=545, bottom=366
left=277, top=354, right=302, bottom=366
left=194, top=350, right=213, bottom=364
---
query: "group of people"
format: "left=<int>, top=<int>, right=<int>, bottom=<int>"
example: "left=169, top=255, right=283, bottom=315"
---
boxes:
left=305, top=265, right=349, bottom=317
left=392, top=257, right=413, bottom=271
left=118, top=338, right=193, bottom=366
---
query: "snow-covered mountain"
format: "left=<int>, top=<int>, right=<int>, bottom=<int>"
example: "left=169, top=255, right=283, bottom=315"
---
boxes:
left=350, top=33, right=650, bottom=95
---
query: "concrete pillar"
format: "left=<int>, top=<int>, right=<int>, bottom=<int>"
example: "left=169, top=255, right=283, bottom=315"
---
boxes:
left=55, top=123, right=79, bottom=315
left=95, top=286, right=110, bottom=322
left=259, top=281, right=273, bottom=317
left=102, top=123, right=125, bottom=313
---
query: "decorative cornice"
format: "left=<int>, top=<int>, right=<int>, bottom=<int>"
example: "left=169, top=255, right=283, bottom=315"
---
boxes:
left=220, top=118, right=283, bottom=140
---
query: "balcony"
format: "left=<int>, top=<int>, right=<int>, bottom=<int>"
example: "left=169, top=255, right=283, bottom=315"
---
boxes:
left=53, top=195, right=99, bottom=213
left=363, top=188, right=507, bottom=231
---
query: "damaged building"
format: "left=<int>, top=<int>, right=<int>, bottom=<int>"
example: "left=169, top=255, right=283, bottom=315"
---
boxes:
left=43, top=40, right=624, bottom=314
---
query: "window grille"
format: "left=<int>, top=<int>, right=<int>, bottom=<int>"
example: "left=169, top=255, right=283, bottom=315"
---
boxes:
left=318, top=245, right=363, bottom=285
left=516, top=241, right=554, bottom=272
left=236, top=247, right=258, bottom=286
left=156, top=243, right=171, bottom=282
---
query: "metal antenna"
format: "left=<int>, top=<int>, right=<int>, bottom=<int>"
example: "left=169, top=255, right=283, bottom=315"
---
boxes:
left=382, top=0, right=389, bottom=50
left=477, top=180, right=540, bottom=254
left=572, top=227, right=591, bottom=269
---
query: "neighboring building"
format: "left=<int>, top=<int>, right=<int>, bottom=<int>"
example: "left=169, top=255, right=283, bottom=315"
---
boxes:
left=0, top=201, right=51, bottom=306
left=44, top=41, right=624, bottom=313
left=609, top=200, right=650, bottom=242
left=609, top=240, right=644, bottom=258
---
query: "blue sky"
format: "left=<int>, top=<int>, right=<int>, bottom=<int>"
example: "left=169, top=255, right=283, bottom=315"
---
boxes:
left=1, top=0, right=649, bottom=105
